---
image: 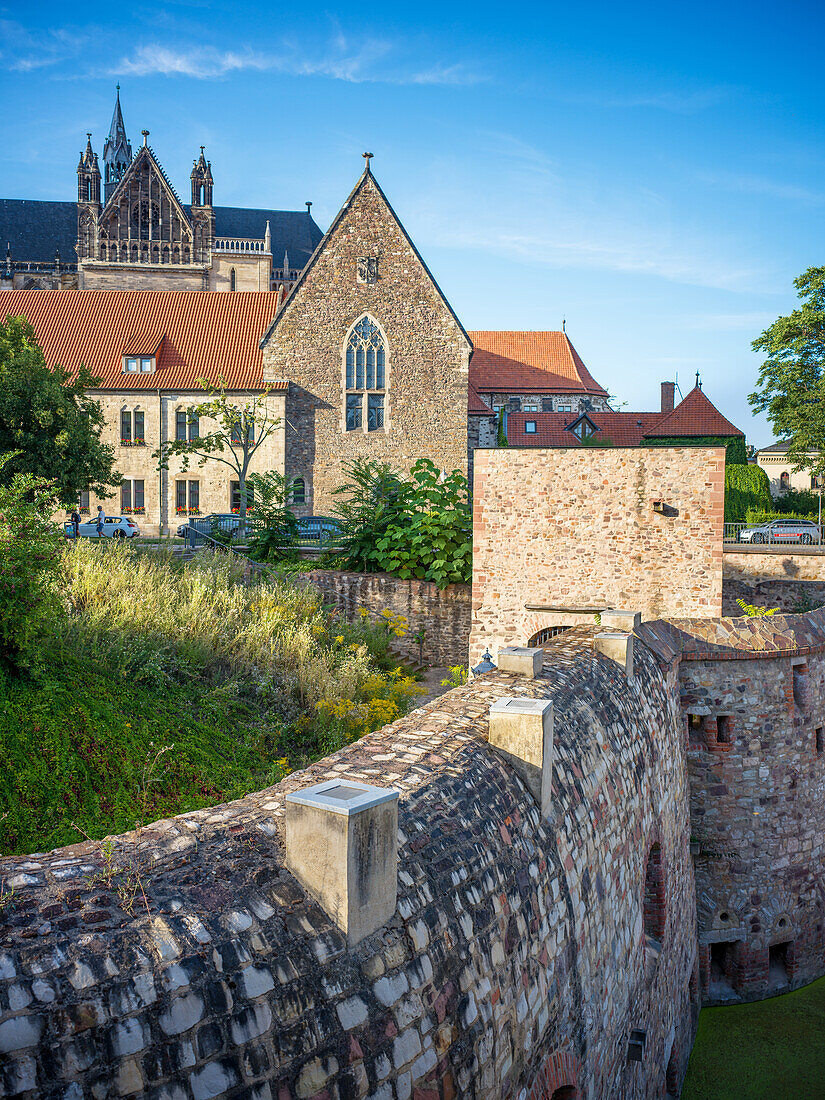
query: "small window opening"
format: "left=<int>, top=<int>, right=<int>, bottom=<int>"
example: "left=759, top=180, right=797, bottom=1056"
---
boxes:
left=687, top=714, right=703, bottom=744
left=290, top=477, right=306, bottom=505
left=551, top=1089, right=577, bottom=1100
left=230, top=267, right=236, bottom=291
left=769, top=941, right=791, bottom=989
left=525, top=420, right=537, bottom=434
left=709, top=941, right=738, bottom=995
left=643, top=842, right=665, bottom=982
left=793, top=662, right=808, bottom=709
left=716, top=716, right=733, bottom=744
left=816, top=728, right=824, bottom=755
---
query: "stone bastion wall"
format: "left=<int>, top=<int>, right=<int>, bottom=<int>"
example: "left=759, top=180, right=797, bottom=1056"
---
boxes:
left=0, top=628, right=698, bottom=1100
left=723, top=548, right=825, bottom=615
left=639, top=608, right=825, bottom=1008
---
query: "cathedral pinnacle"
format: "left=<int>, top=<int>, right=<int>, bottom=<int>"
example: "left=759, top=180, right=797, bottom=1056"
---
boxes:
left=103, top=86, right=132, bottom=203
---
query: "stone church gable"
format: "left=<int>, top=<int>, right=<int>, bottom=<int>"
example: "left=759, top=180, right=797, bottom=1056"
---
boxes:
left=260, top=163, right=472, bottom=514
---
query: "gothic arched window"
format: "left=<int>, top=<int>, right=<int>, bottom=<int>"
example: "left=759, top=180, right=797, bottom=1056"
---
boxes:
left=345, top=316, right=386, bottom=432
left=780, top=471, right=790, bottom=492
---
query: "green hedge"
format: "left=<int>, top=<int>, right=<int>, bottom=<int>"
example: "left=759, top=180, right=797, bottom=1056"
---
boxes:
left=725, top=465, right=773, bottom=523
left=644, top=435, right=747, bottom=465
left=744, top=509, right=818, bottom=525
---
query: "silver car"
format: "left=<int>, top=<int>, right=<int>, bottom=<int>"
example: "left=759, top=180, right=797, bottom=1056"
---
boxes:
left=738, top=518, right=821, bottom=545
left=64, top=515, right=141, bottom=539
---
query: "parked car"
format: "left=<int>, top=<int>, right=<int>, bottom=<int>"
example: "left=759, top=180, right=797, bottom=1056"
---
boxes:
left=177, top=513, right=242, bottom=538
left=296, top=516, right=342, bottom=542
left=64, top=516, right=141, bottom=539
left=738, top=518, right=822, bottom=545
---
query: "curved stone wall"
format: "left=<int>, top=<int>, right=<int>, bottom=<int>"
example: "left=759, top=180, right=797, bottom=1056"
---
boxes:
left=640, top=609, right=825, bottom=1006
left=0, top=629, right=696, bottom=1100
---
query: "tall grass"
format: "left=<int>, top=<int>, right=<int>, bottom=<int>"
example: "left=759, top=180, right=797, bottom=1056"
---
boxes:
left=63, top=542, right=380, bottom=708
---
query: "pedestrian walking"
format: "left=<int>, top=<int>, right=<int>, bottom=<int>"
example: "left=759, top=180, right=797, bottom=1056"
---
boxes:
left=96, top=505, right=105, bottom=538
left=69, top=507, right=80, bottom=540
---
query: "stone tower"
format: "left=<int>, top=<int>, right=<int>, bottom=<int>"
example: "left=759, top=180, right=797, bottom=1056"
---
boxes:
left=102, top=86, right=132, bottom=205
left=190, top=148, right=215, bottom=263
left=76, top=134, right=100, bottom=261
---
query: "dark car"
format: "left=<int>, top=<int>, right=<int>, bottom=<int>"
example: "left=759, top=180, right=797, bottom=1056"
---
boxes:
left=296, top=516, right=342, bottom=543
left=177, top=513, right=242, bottom=539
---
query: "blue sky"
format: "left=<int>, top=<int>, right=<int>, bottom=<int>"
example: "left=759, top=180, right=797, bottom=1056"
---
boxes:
left=2, top=0, right=823, bottom=445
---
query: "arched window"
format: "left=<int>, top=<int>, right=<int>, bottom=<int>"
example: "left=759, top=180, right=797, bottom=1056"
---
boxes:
left=230, top=268, right=236, bottom=291
left=345, top=316, right=386, bottom=432
left=780, top=471, right=790, bottom=491
left=290, top=477, right=306, bottom=505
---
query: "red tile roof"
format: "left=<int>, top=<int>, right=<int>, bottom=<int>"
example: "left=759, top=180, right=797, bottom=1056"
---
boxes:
left=468, top=383, right=494, bottom=415
left=0, top=290, right=284, bottom=390
left=468, top=331, right=609, bottom=397
left=505, top=387, right=743, bottom=447
left=645, top=385, right=743, bottom=438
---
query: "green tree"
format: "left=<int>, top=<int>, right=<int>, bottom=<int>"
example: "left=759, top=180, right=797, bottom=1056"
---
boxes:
left=155, top=378, right=282, bottom=532
left=0, top=456, right=65, bottom=675
left=245, top=470, right=300, bottom=563
left=0, top=316, right=117, bottom=505
left=724, top=464, right=773, bottom=523
left=749, top=267, right=825, bottom=484
left=332, top=459, right=411, bottom=573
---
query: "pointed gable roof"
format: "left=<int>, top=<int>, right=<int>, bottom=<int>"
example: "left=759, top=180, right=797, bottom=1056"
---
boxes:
left=646, top=385, right=743, bottom=439
left=260, top=164, right=471, bottom=351
left=101, top=142, right=190, bottom=225
left=468, top=331, right=609, bottom=397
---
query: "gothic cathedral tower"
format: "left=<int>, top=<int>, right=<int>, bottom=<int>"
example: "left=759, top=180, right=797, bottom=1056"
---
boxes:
left=102, top=85, right=133, bottom=204
left=76, top=134, right=101, bottom=261
left=190, top=148, right=215, bottom=263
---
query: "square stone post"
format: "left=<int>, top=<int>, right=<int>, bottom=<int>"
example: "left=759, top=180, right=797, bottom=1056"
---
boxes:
left=488, top=697, right=554, bottom=818
left=594, top=632, right=634, bottom=679
left=497, top=646, right=544, bottom=678
left=285, top=780, right=399, bottom=947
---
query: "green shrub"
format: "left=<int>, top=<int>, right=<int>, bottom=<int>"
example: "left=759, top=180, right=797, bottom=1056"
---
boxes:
left=0, top=459, right=65, bottom=674
left=333, top=458, right=472, bottom=587
left=744, top=509, right=815, bottom=525
left=774, top=488, right=822, bottom=517
left=725, top=464, right=773, bottom=522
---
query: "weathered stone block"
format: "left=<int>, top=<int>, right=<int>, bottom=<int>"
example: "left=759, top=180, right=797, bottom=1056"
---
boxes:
left=497, top=647, right=544, bottom=678
left=594, top=632, right=634, bottom=679
left=600, top=609, right=642, bottom=632
left=285, top=780, right=400, bottom=947
left=488, top=698, right=554, bottom=818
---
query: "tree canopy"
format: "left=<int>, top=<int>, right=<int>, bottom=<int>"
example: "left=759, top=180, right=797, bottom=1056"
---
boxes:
left=750, top=266, right=825, bottom=481
left=154, top=378, right=282, bottom=527
left=0, top=316, right=118, bottom=505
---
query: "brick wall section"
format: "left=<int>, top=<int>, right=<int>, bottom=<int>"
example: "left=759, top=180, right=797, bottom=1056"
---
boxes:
left=639, top=608, right=825, bottom=1006
left=0, top=629, right=697, bottom=1100
left=470, top=446, right=725, bottom=664
left=296, top=569, right=471, bottom=666
left=261, top=171, right=471, bottom=517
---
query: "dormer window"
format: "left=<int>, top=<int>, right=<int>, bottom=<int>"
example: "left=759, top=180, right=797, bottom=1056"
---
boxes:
left=123, top=356, right=155, bottom=374
left=568, top=414, right=598, bottom=441
left=525, top=421, right=537, bottom=434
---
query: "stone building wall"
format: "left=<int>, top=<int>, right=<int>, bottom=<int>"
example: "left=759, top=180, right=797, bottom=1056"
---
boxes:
left=470, top=446, right=726, bottom=665
left=84, top=392, right=286, bottom=533
left=638, top=610, right=825, bottom=1007
left=297, top=569, right=472, bottom=667
left=0, top=629, right=697, bottom=1100
left=209, top=253, right=271, bottom=292
left=261, top=170, right=471, bottom=517
left=723, top=550, right=825, bottom=615
left=79, top=264, right=208, bottom=291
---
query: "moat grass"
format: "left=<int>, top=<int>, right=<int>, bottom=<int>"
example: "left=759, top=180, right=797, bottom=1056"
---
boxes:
left=683, top=977, right=825, bottom=1100
left=0, top=543, right=421, bottom=857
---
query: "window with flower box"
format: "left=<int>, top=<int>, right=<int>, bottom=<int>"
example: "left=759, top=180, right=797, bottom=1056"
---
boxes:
left=175, top=480, right=200, bottom=515
left=230, top=481, right=254, bottom=513
left=120, top=410, right=145, bottom=446
left=230, top=416, right=254, bottom=445
left=121, top=479, right=145, bottom=514
left=78, top=490, right=90, bottom=515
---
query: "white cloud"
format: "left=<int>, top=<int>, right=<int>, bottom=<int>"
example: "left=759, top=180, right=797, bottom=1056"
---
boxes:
left=112, top=37, right=481, bottom=86
left=0, top=19, right=88, bottom=71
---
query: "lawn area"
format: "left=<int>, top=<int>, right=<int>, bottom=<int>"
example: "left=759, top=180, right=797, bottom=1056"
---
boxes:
left=682, top=977, right=825, bottom=1099
left=0, top=543, right=420, bottom=856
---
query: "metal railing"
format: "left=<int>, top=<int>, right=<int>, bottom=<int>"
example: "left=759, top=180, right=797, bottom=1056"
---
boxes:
left=180, top=515, right=342, bottom=552
left=724, top=522, right=825, bottom=546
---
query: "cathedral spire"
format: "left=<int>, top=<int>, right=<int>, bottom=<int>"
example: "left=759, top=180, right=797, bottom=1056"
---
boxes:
left=103, top=85, right=132, bottom=204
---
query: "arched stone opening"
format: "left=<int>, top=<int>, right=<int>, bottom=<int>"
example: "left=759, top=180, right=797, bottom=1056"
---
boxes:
left=643, top=840, right=665, bottom=981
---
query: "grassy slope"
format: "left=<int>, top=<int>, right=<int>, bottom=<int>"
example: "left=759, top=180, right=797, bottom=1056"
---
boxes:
left=0, top=649, right=292, bottom=855
left=682, top=978, right=825, bottom=1099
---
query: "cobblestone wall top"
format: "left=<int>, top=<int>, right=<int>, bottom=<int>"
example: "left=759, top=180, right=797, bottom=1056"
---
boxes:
left=638, top=606, right=825, bottom=662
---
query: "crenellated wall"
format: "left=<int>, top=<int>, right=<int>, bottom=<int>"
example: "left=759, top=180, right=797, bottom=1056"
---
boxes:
left=0, top=628, right=697, bottom=1100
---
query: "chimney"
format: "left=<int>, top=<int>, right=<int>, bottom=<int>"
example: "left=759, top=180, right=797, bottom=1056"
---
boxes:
left=661, top=381, right=675, bottom=414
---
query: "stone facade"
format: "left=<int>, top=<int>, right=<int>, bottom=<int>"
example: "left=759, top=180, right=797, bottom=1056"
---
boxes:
left=293, top=569, right=471, bottom=667
left=723, top=549, right=825, bottom=615
left=470, top=446, right=726, bottom=665
left=261, top=166, right=471, bottom=517
left=638, top=611, right=825, bottom=1006
left=0, top=627, right=698, bottom=1100
left=86, top=391, right=286, bottom=534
